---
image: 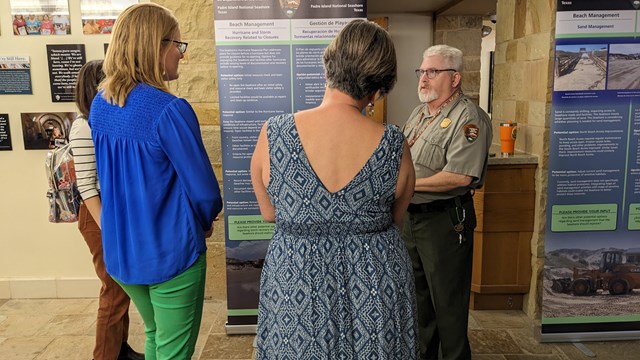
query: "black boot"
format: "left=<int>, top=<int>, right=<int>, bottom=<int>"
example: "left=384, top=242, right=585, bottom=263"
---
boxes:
left=118, top=342, right=144, bottom=360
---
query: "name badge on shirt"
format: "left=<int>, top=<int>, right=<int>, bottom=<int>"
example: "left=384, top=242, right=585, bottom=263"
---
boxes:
left=440, top=118, right=452, bottom=128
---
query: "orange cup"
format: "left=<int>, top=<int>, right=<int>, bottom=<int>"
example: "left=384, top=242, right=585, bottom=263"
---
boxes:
left=499, top=120, right=517, bottom=157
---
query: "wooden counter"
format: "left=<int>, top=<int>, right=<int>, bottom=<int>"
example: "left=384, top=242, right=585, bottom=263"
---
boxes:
left=470, top=150, right=538, bottom=310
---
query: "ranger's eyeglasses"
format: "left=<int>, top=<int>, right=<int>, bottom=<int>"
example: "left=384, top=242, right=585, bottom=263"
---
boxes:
left=415, top=68, right=456, bottom=79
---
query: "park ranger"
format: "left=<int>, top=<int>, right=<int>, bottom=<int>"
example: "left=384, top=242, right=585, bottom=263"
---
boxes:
left=402, top=44, right=492, bottom=360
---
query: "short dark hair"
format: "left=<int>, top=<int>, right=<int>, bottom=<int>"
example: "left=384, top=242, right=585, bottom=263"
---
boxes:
left=74, top=60, right=104, bottom=118
left=323, top=19, right=397, bottom=100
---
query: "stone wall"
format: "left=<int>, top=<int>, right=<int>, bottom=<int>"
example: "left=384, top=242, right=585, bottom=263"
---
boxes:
left=492, top=0, right=556, bottom=318
left=154, top=0, right=226, bottom=301
left=434, top=16, right=483, bottom=103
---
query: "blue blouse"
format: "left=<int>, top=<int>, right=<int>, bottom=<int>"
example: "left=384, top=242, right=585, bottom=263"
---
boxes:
left=89, top=84, right=222, bottom=284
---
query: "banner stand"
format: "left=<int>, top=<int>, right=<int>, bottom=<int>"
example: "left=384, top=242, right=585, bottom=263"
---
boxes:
left=537, top=327, right=640, bottom=342
left=542, top=0, right=640, bottom=342
left=225, top=324, right=258, bottom=335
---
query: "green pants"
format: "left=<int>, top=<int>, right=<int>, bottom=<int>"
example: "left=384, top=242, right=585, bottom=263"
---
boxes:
left=114, top=253, right=206, bottom=360
left=401, top=200, right=475, bottom=360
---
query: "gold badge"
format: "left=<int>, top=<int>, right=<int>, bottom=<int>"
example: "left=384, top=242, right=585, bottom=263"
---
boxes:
left=440, top=118, right=452, bottom=128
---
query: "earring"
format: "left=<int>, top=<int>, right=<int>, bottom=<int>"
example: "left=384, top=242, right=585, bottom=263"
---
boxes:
left=367, top=102, right=375, bottom=117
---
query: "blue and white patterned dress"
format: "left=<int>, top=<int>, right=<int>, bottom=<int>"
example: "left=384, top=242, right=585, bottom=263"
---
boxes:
left=256, top=114, right=418, bottom=359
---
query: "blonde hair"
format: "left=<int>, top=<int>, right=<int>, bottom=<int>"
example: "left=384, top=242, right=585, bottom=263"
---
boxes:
left=101, top=3, right=179, bottom=107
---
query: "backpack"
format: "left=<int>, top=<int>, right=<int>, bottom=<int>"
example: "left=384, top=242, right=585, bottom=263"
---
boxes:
left=45, top=142, right=81, bottom=223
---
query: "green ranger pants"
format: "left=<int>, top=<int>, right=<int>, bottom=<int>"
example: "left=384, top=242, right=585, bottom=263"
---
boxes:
left=402, top=199, right=475, bottom=360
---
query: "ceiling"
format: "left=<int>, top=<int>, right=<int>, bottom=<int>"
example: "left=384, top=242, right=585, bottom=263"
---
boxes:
left=368, top=0, right=497, bottom=16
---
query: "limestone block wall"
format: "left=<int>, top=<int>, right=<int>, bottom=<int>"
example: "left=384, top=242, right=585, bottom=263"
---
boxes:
left=434, top=16, right=483, bottom=104
left=154, top=0, right=226, bottom=301
left=492, top=0, right=556, bottom=319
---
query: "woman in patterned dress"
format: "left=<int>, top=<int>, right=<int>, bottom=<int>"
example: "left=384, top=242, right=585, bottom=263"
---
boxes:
left=251, top=19, right=418, bottom=359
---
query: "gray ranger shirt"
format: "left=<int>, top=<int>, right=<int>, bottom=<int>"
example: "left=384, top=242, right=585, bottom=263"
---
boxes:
left=403, top=93, right=493, bottom=204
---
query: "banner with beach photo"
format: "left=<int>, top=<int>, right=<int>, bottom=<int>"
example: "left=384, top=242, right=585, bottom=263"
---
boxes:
left=542, top=0, right=640, bottom=342
left=214, top=0, right=366, bottom=332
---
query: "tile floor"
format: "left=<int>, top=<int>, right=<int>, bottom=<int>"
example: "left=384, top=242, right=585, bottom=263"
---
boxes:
left=0, top=297, right=638, bottom=359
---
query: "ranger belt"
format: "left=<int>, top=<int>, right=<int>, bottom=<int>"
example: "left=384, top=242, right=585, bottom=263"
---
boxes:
left=407, top=191, right=473, bottom=213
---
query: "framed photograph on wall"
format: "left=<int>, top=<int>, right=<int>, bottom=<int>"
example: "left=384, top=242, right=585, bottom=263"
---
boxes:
left=10, top=0, right=71, bottom=36
left=21, top=112, right=76, bottom=150
left=80, top=0, right=138, bottom=35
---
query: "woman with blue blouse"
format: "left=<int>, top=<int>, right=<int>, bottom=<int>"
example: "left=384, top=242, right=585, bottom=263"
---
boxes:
left=89, top=4, right=222, bottom=359
left=25, top=14, right=40, bottom=35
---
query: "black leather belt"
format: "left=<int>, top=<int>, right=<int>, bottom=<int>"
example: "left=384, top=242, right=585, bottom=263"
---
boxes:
left=407, top=192, right=473, bottom=213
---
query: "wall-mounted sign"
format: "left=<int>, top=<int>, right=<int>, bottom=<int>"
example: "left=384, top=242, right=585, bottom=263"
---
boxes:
left=46, top=44, right=86, bottom=103
left=0, top=56, right=32, bottom=95
left=0, top=114, right=12, bottom=151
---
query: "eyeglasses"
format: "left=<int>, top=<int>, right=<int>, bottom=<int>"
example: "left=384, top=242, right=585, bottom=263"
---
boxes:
left=162, top=39, right=188, bottom=54
left=415, top=68, right=456, bottom=79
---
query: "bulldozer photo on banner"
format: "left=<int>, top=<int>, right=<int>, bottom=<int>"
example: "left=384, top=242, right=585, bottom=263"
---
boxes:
left=544, top=248, right=640, bottom=318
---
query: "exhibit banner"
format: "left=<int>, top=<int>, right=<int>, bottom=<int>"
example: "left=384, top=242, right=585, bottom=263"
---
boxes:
left=542, top=0, right=640, bottom=342
left=214, top=0, right=366, bottom=332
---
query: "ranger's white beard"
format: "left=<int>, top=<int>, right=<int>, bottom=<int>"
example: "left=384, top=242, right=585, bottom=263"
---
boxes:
left=418, top=88, right=439, bottom=103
